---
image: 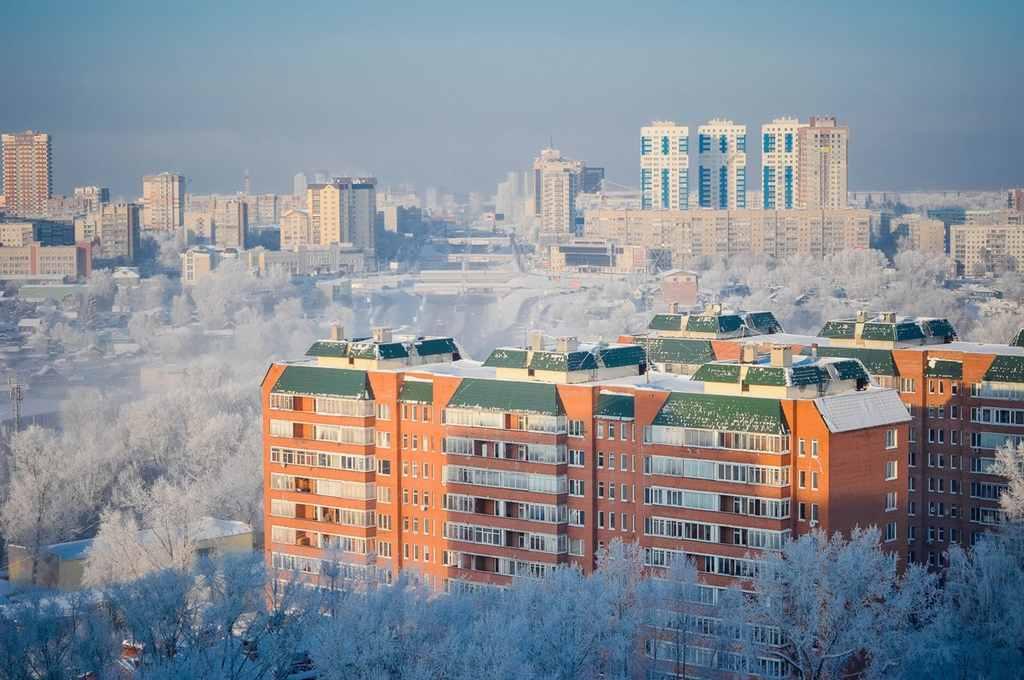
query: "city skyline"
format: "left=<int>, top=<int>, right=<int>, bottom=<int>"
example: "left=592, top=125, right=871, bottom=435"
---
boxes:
left=1, top=1, right=1022, bottom=198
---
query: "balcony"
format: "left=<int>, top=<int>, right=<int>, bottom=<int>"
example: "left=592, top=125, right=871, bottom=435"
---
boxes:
left=442, top=437, right=566, bottom=465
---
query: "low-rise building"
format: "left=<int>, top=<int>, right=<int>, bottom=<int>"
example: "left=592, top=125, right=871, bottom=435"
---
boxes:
left=547, top=240, right=648, bottom=274
left=0, top=242, right=91, bottom=280
left=246, top=244, right=366, bottom=277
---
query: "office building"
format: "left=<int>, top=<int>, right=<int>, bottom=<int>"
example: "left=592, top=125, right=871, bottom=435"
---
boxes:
left=797, top=117, right=849, bottom=209
left=261, top=323, right=907, bottom=601
left=584, top=207, right=872, bottom=265
left=74, top=202, right=141, bottom=261
left=761, top=118, right=805, bottom=209
left=891, top=215, right=946, bottom=255
left=533, top=149, right=584, bottom=235
left=142, top=172, right=186, bottom=230
left=547, top=241, right=649, bottom=274
left=246, top=243, right=366, bottom=277
left=73, top=186, right=110, bottom=213
left=212, top=198, right=248, bottom=249
left=2, top=130, right=52, bottom=216
left=696, top=119, right=746, bottom=209
left=641, top=122, right=689, bottom=210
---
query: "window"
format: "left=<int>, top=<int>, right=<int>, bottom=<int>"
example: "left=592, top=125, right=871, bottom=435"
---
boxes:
left=376, top=431, right=391, bottom=448
left=568, top=449, right=584, bottom=467
left=376, top=404, right=390, bottom=420
left=811, top=472, right=819, bottom=491
left=885, top=429, right=898, bottom=449
left=596, top=422, right=604, bottom=439
left=568, top=420, right=585, bottom=437
left=598, top=511, right=605, bottom=529
left=799, top=502, right=807, bottom=521
left=270, top=419, right=293, bottom=437
left=621, top=484, right=629, bottom=502
left=900, top=378, right=916, bottom=393
left=269, top=393, right=294, bottom=410
left=908, top=500, right=917, bottom=516
left=597, top=452, right=605, bottom=469
left=609, top=512, right=616, bottom=530
left=885, top=460, right=898, bottom=481
left=620, top=454, right=628, bottom=471
left=885, top=522, right=897, bottom=542
left=569, top=479, right=585, bottom=497
left=569, top=509, right=585, bottom=527
left=377, top=459, right=391, bottom=475
left=886, top=491, right=898, bottom=511
left=811, top=504, right=820, bottom=523
left=799, top=470, right=806, bottom=489
left=798, top=439, right=806, bottom=457
left=607, top=423, right=616, bottom=441
left=811, top=440, right=819, bottom=458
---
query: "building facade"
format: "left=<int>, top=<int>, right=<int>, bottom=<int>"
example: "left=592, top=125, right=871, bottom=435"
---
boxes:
left=261, top=325, right=907, bottom=604
left=583, top=208, right=872, bottom=265
left=2, top=130, right=52, bottom=216
left=142, top=172, right=186, bottom=230
left=74, top=201, right=141, bottom=261
left=696, top=119, right=747, bottom=210
left=641, top=122, right=689, bottom=211
left=533, top=149, right=584, bottom=235
left=761, top=118, right=805, bottom=210
left=306, top=178, right=377, bottom=253
left=950, top=223, right=1024, bottom=274
left=797, top=117, right=849, bottom=209
left=281, top=209, right=313, bottom=248
left=0, top=242, right=91, bottom=280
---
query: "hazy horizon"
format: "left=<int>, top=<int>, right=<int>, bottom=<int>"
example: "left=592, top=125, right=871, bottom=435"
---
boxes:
left=2, top=0, right=1022, bottom=198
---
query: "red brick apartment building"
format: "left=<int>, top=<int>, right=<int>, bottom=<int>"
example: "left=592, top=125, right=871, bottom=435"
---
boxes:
left=629, top=307, right=1018, bottom=567
left=262, top=318, right=909, bottom=601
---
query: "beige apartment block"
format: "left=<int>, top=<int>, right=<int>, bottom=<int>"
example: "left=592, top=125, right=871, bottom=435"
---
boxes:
left=280, top=209, right=312, bottom=248
left=142, top=172, right=186, bottom=230
left=75, top=202, right=141, bottom=261
left=798, top=116, right=848, bottom=209
left=533, top=148, right=583, bottom=234
left=951, top=223, right=1024, bottom=274
left=584, top=207, right=872, bottom=265
left=2, top=131, right=52, bottom=216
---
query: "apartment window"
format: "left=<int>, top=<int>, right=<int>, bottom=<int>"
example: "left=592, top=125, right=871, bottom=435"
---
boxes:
left=269, top=419, right=293, bottom=437
left=950, top=405, right=960, bottom=419
left=403, top=544, right=410, bottom=559
left=622, top=423, right=631, bottom=441
left=621, top=512, right=629, bottom=532
left=811, top=472, right=819, bottom=491
left=950, top=479, right=961, bottom=495
left=569, top=479, right=585, bottom=497
left=901, top=378, right=916, bottom=393
left=621, top=484, right=629, bottom=502
left=908, top=500, right=917, bottom=516
left=886, top=491, right=898, bottom=511
left=402, top=490, right=409, bottom=505
left=609, top=512, right=616, bottom=530
left=597, top=422, right=605, bottom=439
left=620, top=454, right=628, bottom=471
left=798, top=439, right=806, bottom=457
left=909, top=476, right=916, bottom=492
left=885, top=429, right=898, bottom=449
left=811, top=440, right=819, bottom=458
left=607, top=455, right=615, bottom=471
left=569, top=449, right=585, bottom=467
left=908, top=450, right=917, bottom=467
left=951, top=430, right=961, bottom=445
left=607, top=423, right=616, bottom=441
left=269, top=394, right=294, bottom=410
left=608, top=483, right=616, bottom=500
left=598, top=511, right=605, bottom=529
left=885, top=460, right=898, bottom=481
left=412, top=463, right=419, bottom=478
left=799, top=470, right=807, bottom=489
left=376, top=404, right=390, bottom=420
left=597, top=482, right=605, bottom=499
left=811, top=504, right=820, bottom=523
left=885, top=522, right=897, bottom=543
left=568, top=420, right=585, bottom=437
left=799, top=502, right=807, bottom=521
left=569, top=509, right=585, bottom=527
left=376, top=431, right=391, bottom=448
left=377, top=459, right=391, bottom=475
left=597, top=452, right=605, bottom=468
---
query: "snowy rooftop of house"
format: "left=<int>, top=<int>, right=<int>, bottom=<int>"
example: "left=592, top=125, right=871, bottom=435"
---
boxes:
left=33, top=517, right=252, bottom=562
left=306, top=332, right=459, bottom=362
left=481, top=341, right=645, bottom=373
left=691, top=353, right=870, bottom=389
left=817, top=313, right=957, bottom=344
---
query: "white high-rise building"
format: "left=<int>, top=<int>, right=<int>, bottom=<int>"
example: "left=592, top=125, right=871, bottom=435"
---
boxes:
left=640, top=121, right=689, bottom=210
left=142, top=172, right=186, bottom=230
left=761, top=117, right=806, bottom=210
left=533, top=148, right=583, bottom=234
left=696, top=119, right=747, bottom=209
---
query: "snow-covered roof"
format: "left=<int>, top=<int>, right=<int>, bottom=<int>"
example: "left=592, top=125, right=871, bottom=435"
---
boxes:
left=814, top=389, right=910, bottom=433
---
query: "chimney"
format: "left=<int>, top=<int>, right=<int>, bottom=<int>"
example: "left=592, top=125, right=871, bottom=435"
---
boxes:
left=856, top=309, right=867, bottom=323
left=882, top=311, right=896, bottom=323
left=669, top=302, right=682, bottom=314
left=330, top=323, right=344, bottom=341
left=810, top=343, right=819, bottom=358
left=770, top=344, right=792, bottom=368
left=528, top=330, right=545, bottom=351
left=556, top=336, right=579, bottom=353
left=740, top=344, right=757, bottom=364
left=705, top=303, right=722, bottom=315
left=372, top=327, right=392, bottom=343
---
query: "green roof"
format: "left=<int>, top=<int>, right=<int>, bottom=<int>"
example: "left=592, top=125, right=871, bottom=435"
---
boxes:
left=790, top=364, right=828, bottom=385
left=895, top=323, right=926, bottom=342
left=831, top=360, right=870, bottom=382
left=272, top=366, right=372, bottom=399
left=447, top=378, right=563, bottom=415
left=686, top=314, right=744, bottom=334
left=803, top=347, right=898, bottom=376
left=416, top=337, right=458, bottom=357
left=652, top=393, right=785, bottom=434
left=923, top=319, right=957, bottom=340
left=691, top=363, right=742, bottom=383
left=925, top=359, right=963, bottom=379
left=306, top=341, right=349, bottom=358
left=819, top=321, right=856, bottom=339
left=483, top=348, right=529, bottom=369
left=744, top=366, right=788, bottom=386
left=596, top=393, right=634, bottom=419
left=747, top=311, right=783, bottom=334
left=398, top=380, right=433, bottom=403
left=529, top=351, right=597, bottom=372
left=598, top=345, right=646, bottom=368
left=649, top=314, right=684, bottom=331
left=639, top=337, right=716, bottom=366
left=377, top=342, right=410, bottom=359
left=984, top=355, right=1024, bottom=384
left=1010, top=329, right=1024, bottom=348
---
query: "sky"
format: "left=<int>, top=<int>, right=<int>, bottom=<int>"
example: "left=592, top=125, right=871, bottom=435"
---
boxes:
left=2, top=0, right=1022, bottom=199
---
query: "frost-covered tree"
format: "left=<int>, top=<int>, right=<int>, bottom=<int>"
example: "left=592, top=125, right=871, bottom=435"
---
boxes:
left=643, top=555, right=702, bottom=680
left=739, top=528, right=936, bottom=680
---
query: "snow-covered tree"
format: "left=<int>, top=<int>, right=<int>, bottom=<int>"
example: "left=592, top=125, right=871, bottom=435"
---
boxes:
left=738, top=528, right=937, bottom=680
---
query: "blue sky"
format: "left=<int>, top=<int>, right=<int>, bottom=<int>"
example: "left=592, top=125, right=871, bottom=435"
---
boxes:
left=2, top=0, right=1021, bottom=197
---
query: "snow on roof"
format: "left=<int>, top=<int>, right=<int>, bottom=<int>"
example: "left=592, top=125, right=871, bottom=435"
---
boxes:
left=38, top=517, right=252, bottom=562
left=904, top=342, right=1024, bottom=357
left=814, top=389, right=910, bottom=433
left=416, top=359, right=497, bottom=379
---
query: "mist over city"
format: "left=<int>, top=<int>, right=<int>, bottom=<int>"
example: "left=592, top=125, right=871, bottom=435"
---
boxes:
left=0, top=2, right=1022, bottom=679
